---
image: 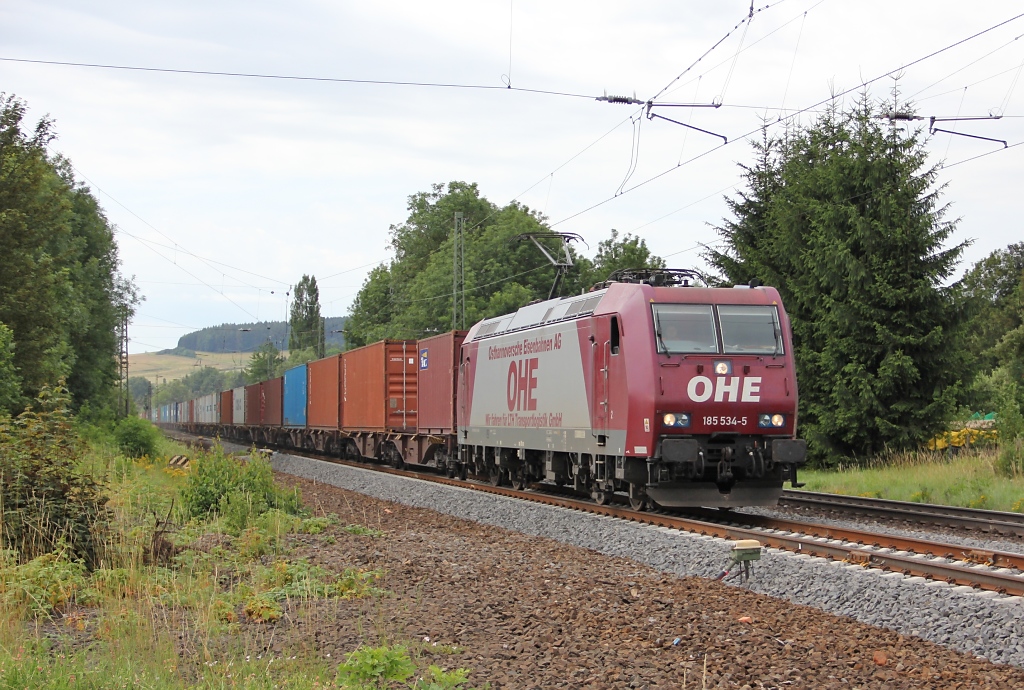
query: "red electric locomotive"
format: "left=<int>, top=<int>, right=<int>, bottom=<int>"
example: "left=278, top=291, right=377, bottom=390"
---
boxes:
left=456, top=269, right=807, bottom=508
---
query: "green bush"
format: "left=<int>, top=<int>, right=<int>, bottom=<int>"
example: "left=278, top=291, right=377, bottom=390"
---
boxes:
left=336, top=645, right=416, bottom=689
left=180, top=447, right=301, bottom=521
left=0, top=385, right=109, bottom=567
left=0, top=550, right=89, bottom=616
left=334, top=645, right=477, bottom=690
left=113, top=416, right=160, bottom=458
left=997, top=437, right=1024, bottom=478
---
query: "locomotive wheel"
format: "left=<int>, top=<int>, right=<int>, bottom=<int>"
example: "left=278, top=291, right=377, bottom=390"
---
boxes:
left=592, top=489, right=610, bottom=505
left=628, top=485, right=649, bottom=512
left=510, top=468, right=527, bottom=490
left=488, top=467, right=503, bottom=486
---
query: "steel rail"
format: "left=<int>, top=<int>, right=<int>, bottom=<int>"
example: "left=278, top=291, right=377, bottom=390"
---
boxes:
left=780, top=490, right=1024, bottom=536
left=166, top=432, right=1024, bottom=596
left=390, top=467, right=1024, bottom=596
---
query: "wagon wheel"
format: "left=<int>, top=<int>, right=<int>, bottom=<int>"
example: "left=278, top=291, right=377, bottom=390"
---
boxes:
left=458, top=464, right=468, bottom=481
left=592, top=489, right=610, bottom=505
left=389, top=445, right=405, bottom=470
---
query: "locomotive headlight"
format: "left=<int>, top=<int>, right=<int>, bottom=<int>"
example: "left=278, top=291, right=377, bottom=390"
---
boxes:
left=662, top=413, right=691, bottom=428
left=759, top=413, right=786, bottom=428
left=714, top=360, right=732, bottom=375
left=771, top=414, right=785, bottom=427
left=663, top=413, right=676, bottom=426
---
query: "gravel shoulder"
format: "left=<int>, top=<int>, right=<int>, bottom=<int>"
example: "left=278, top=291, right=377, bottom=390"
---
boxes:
left=266, top=451, right=1024, bottom=688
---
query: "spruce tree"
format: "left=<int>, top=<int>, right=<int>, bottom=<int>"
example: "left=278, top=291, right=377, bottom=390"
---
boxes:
left=709, top=93, right=968, bottom=461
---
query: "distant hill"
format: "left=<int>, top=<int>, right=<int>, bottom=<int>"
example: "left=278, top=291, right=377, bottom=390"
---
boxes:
left=129, top=350, right=251, bottom=384
left=174, top=317, right=347, bottom=353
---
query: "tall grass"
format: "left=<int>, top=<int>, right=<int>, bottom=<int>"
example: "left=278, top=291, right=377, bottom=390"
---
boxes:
left=1, top=425, right=474, bottom=689
left=799, top=445, right=1024, bottom=511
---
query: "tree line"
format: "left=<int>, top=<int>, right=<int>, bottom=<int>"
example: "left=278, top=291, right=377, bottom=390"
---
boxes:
left=0, top=94, right=138, bottom=418
left=173, top=315, right=347, bottom=354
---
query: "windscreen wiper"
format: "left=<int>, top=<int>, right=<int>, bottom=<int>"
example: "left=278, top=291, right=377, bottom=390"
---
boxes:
left=654, top=313, right=669, bottom=356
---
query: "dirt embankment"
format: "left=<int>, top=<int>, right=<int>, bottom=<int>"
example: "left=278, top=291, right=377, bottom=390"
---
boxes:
left=272, top=472, right=1024, bottom=689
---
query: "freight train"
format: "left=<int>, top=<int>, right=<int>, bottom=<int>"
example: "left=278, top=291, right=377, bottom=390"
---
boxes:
left=158, top=269, right=806, bottom=508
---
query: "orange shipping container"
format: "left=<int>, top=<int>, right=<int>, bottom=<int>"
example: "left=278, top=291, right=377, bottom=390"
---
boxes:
left=219, top=390, right=233, bottom=425
left=307, top=354, right=343, bottom=429
left=262, top=377, right=283, bottom=426
left=342, top=340, right=417, bottom=432
left=416, top=331, right=467, bottom=435
left=245, top=383, right=262, bottom=425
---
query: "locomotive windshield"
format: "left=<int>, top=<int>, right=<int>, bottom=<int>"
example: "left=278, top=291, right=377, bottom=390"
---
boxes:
left=719, top=305, right=784, bottom=355
left=652, top=304, right=718, bottom=353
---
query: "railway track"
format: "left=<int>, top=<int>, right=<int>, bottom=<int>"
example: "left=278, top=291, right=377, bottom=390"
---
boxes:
left=780, top=489, right=1024, bottom=537
left=167, top=431, right=1024, bottom=597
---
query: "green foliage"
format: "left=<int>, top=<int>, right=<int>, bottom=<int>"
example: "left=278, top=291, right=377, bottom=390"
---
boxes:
left=342, top=523, right=384, bottom=537
left=0, top=323, right=21, bottom=413
left=411, top=666, right=474, bottom=690
left=179, top=448, right=300, bottom=521
left=0, top=93, right=139, bottom=412
left=0, top=549, right=88, bottom=615
left=335, top=645, right=477, bottom=690
left=113, top=416, right=160, bottom=458
left=582, top=228, right=666, bottom=285
left=290, top=274, right=325, bottom=357
left=709, top=92, right=967, bottom=461
left=961, top=243, right=1024, bottom=377
left=336, top=645, right=417, bottom=689
left=0, top=385, right=109, bottom=567
left=256, top=559, right=383, bottom=601
left=346, top=182, right=667, bottom=346
left=245, top=340, right=286, bottom=383
left=296, top=514, right=339, bottom=534
left=151, top=365, right=245, bottom=408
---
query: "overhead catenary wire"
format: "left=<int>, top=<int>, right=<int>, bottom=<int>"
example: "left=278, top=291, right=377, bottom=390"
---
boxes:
left=907, top=31, right=1024, bottom=103
left=67, top=162, right=290, bottom=287
left=648, top=1, right=786, bottom=103
left=658, top=0, right=828, bottom=103
left=118, top=225, right=259, bottom=321
left=0, top=56, right=595, bottom=100
left=552, top=9, right=1024, bottom=230
left=778, top=11, right=808, bottom=117
left=394, top=265, right=548, bottom=306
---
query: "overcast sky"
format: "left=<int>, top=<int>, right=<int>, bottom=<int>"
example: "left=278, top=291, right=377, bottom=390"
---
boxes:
left=3, top=1, right=1023, bottom=353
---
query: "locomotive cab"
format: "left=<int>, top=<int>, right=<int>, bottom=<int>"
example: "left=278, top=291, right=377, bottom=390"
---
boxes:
left=645, top=294, right=807, bottom=506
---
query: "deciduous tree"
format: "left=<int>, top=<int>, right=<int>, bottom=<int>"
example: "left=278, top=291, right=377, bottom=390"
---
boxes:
left=289, top=275, right=324, bottom=357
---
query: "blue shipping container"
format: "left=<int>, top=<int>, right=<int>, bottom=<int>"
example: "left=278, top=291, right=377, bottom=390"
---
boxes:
left=283, top=364, right=308, bottom=428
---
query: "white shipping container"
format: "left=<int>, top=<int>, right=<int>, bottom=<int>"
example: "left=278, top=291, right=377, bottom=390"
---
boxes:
left=233, top=386, right=246, bottom=425
left=202, top=394, right=211, bottom=424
